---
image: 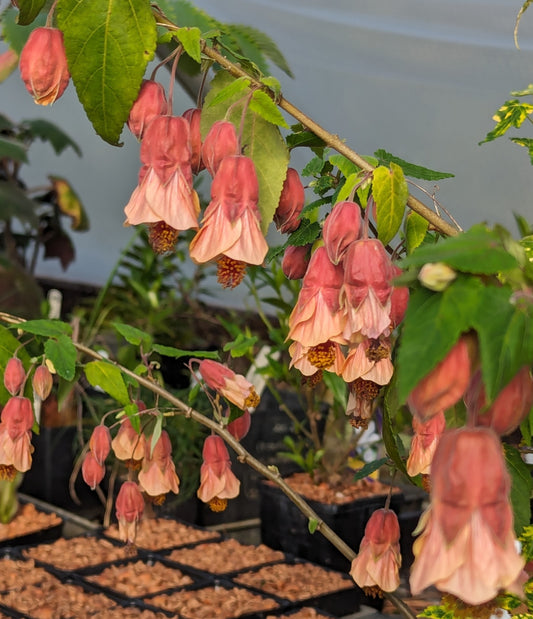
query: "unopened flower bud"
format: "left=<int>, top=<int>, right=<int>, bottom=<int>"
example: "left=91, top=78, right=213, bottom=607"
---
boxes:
left=82, top=451, right=106, bottom=489
left=322, top=201, right=362, bottom=264
left=182, top=107, right=204, bottom=174
left=89, top=425, right=112, bottom=465
left=282, top=244, right=311, bottom=279
left=201, top=120, right=239, bottom=176
left=32, top=365, right=53, bottom=400
left=127, top=79, right=167, bottom=140
left=4, top=358, right=25, bottom=396
left=227, top=410, right=251, bottom=441
left=389, top=265, right=409, bottom=328
left=19, top=27, right=70, bottom=105
left=273, top=168, right=305, bottom=233
left=418, top=262, right=457, bottom=291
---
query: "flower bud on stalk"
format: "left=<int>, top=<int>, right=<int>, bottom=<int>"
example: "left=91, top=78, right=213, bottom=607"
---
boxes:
left=282, top=244, right=311, bottom=280
left=273, top=168, right=305, bottom=233
left=4, top=358, right=25, bottom=396
left=32, top=365, right=53, bottom=400
left=182, top=108, right=204, bottom=174
left=82, top=451, right=105, bottom=490
left=322, top=200, right=362, bottom=265
left=201, top=120, right=240, bottom=176
left=89, top=425, right=112, bottom=465
left=127, top=79, right=167, bottom=140
left=19, top=27, right=70, bottom=105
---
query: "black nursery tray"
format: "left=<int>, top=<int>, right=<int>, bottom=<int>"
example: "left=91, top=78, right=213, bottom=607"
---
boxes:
left=0, top=501, right=63, bottom=549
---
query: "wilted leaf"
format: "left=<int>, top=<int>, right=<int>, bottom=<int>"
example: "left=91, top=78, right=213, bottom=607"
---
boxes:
left=43, top=229, right=75, bottom=270
left=49, top=176, right=89, bottom=231
left=0, top=48, right=19, bottom=83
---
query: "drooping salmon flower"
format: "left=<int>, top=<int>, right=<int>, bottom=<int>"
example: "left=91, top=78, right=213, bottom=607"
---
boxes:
left=464, top=366, right=533, bottom=436
left=111, top=417, right=146, bottom=468
left=407, top=335, right=474, bottom=422
left=32, top=365, right=53, bottom=400
left=282, top=244, right=311, bottom=280
left=182, top=108, right=204, bottom=174
left=389, top=265, right=409, bottom=329
left=406, top=410, right=445, bottom=477
left=0, top=396, right=34, bottom=478
left=198, top=360, right=260, bottom=410
left=89, top=425, right=112, bottom=465
left=19, top=27, right=70, bottom=105
left=189, top=155, right=268, bottom=288
left=124, top=115, right=200, bottom=241
left=201, top=120, right=240, bottom=177
left=350, top=508, right=401, bottom=594
left=127, top=79, right=167, bottom=140
left=273, top=168, right=305, bottom=233
left=197, top=435, right=240, bottom=512
left=342, top=238, right=396, bottom=340
left=342, top=338, right=393, bottom=385
left=115, top=481, right=145, bottom=545
left=288, top=340, right=345, bottom=377
left=346, top=378, right=380, bottom=429
left=81, top=451, right=106, bottom=490
left=138, top=430, right=180, bottom=503
left=410, top=427, right=525, bottom=606
left=322, top=201, right=362, bottom=265
left=4, top=357, right=25, bottom=396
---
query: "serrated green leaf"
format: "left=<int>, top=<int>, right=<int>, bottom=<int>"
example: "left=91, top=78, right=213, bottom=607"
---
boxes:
left=302, top=156, right=326, bottom=177
left=152, top=344, right=219, bottom=360
left=204, top=76, right=250, bottom=108
left=175, top=26, right=201, bottom=63
left=260, top=75, right=281, bottom=98
left=373, top=163, right=408, bottom=245
left=505, top=444, right=532, bottom=535
left=1, top=6, right=46, bottom=53
left=112, top=322, right=152, bottom=349
left=44, top=334, right=76, bottom=381
left=329, top=154, right=359, bottom=178
left=396, top=276, right=483, bottom=403
left=308, top=518, right=318, bottom=534
left=400, top=224, right=519, bottom=274
left=56, top=0, right=157, bottom=145
left=286, top=219, right=322, bottom=247
left=0, top=181, right=38, bottom=225
left=480, top=99, right=533, bottom=145
left=223, top=333, right=258, bottom=357
left=375, top=149, right=454, bottom=180
left=22, top=119, right=82, bottom=157
left=335, top=173, right=359, bottom=203
left=249, top=90, right=289, bottom=128
left=405, top=210, right=429, bottom=254
left=157, top=0, right=218, bottom=31
left=201, top=71, right=289, bottom=233
left=16, top=319, right=72, bottom=338
left=0, top=137, right=28, bottom=163
left=84, top=360, right=130, bottom=405
left=14, top=0, right=46, bottom=26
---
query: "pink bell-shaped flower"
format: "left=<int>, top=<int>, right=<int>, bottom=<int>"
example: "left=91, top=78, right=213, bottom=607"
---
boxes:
left=82, top=451, right=106, bottom=490
left=32, top=365, right=53, bottom=400
left=127, top=79, right=167, bottom=140
left=115, top=481, right=145, bottom=545
left=273, top=168, right=305, bottom=233
left=138, top=430, right=180, bottom=501
left=322, top=201, right=362, bottom=265
left=282, top=244, right=311, bottom=280
left=19, top=27, right=70, bottom=105
left=198, top=360, right=260, bottom=410
left=111, top=417, right=146, bottom=467
left=201, top=120, right=240, bottom=177
left=342, top=338, right=393, bottom=385
left=406, top=410, right=446, bottom=477
left=1, top=396, right=34, bottom=440
left=182, top=107, right=204, bottom=174
left=89, top=425, right=112, bottom=465
left=4, top=358, right=25, bottom=396
left=197, top=435, right=240, bottom=512
left=0, top=396, right=34, bottom=477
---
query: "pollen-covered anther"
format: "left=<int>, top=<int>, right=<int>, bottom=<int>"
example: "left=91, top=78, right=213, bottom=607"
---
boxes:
left=348, top=414, right=370, bottom=430
left=216, top=256, right=246, bottom=288
left=0, top=465, right=17, bottom=481
left=441, top=594, right=500, bottom=619
left=302, top=371, right=323, bottom=388
left=208, top=497, right=228, bottom=512
left=365, top=340, right=389, bottom=362
left=244, top=390, right=260, bottom=409
left=148, top=494, right=167, bottom=506
left=362, top=586, right=384, bottom=599
left=124, top=458, right=143, bottom=471
left=353, top=378, right=380, bottom=400
left=148, top=221, right=179, bottom=254
left=307, top=341, right=336, bottom=369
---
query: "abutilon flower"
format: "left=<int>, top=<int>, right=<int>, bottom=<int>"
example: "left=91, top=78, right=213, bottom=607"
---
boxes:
left=289, top=340, right=345, bottom=377
left=198, top=360, right=260, bottom=410
left=127, top=79, right=167, bottom=140
left=0, top=396, right=34, bottom=477
left=346, top=378, right=380, bottom=428
left=89, top=425, right=112, bottom=465
left=124, top=115, right=200, bottom=237
left=287, top=246, right=346, bottom=354
left=138, top=430, right=180, bottom=503
left=201, top=120, right=240, bottom=177
left=4, top=357, right=25, bottom=396
left=189, top=155, right=268, bottom=288
left=389, top=265, right=409, bottom=329
left=410, top=427, right=524, bottom=606
left=82, top=451, right=105, bottom=490
left=464, top=366, right=533, bottom=436
left=407, top=335, right=474, bottom=422
left=282, top=244, right=311, bottom=280
left=111, top=418, right=146, bottom=468
left=32, top=365, right=53, bottom=400
left=115, top=481, right=145, bottom=545
left=342, top=238, right=396, bottom=340
left=322, top=201, right=362, bottom=265
left=19, top=27, right=70, bottom=105
left=182, top=107, right=204, bottom=174
left=226, top=409, right=251, bottom=441
left=350, top=508, right=401, bottom=594
left=273, top=168, right=305, bottom=233
left=197, top=435, right=240, bottom=512
left=342, top=338, right=393, bottom=385
left=406, top=410, right=445, bottom=477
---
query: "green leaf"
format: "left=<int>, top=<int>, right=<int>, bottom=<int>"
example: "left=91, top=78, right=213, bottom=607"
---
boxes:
left=302, top=155, right=326, bottom=177
left=56, top=0, right=157, bottom=145
left=123, top=401, right=140, bottom=432
left=329, top=154, right=359, bottom=178
left=175, top=26, right=201, bottom=63
left=204, top=76, right=250, bottom=108
left=515, top=1, right=533, bottom=48
left=0, top=181, right=38, bottom=225
left=0, top=137, right=28, bottom=163
left=399, top=224, right=519, bottom=275
left=84, top=360, right=130, bottom=405
left=509, top=137, right=533, bottom=165
left=395, top=276, right=483, bottom=403
left=260, top=76, right=281, bottom=99
left=1, top=6, right=46, bottom=53
left=480, top=98, right=533, bottom=145
left=150, top=414, right=163, bottom=457
left=374, top=149, right=454, bottom=180
left=383, top=377, right=408, bottom=475
left=16, top=319, right=72, bottom=338
left=335, top=173, right=358, bottom=203
left=152, top=344, right=219, bottom=360
left=308, top=518, right=318, bottom=534
left=286, top=219, right=322, bottom=247
left=44, top=334, right=77, bottom=381
left=373, top=163, right=408, bottom=245
left=352, top=458, right=389, bottom=481
left=505, top=444, right=532, bottom=535
left=201, top=71, right=289, bottom=233
left=112, top=322, right=153, bottom=350
left=249, top=90, right=289, bottom=128
left=404, top=210, right=429, bottom=254
left=22, top=119, right=82, bottom=157
left=223, top=333, right=258, bottom=358
left=14, top=0, right=46, bottom=26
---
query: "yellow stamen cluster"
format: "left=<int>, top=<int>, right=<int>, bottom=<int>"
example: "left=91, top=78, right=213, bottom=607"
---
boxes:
left=441, top=594, right=501, bottom=619
left=149, top=494, right=167, bottom=506
left=208, top=497, right=228, bottom=512
left=244, top=389, right=260, bottom=408
left=307, top=341, right=336, bottom=369
left=0, top=465, right=17, bottom=481
left=365, top=340, right=389, bottom=362
left=362, top=585, right=384, bottom=599
left=216, top=256, right=246, bottom=288
left=124, top=458, right=143, bottom=471
left=353, top=378, right=380, bottom=400
left=148, top=221, right=179, bottom=254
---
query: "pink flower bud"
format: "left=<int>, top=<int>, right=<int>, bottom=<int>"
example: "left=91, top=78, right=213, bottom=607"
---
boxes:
left=32, top=365, right=53, bottom=400
left=201, top=120, right=240, bottom=177
left=115, top=481, right=145, bottom=544
left=89, top=425, right=112, bottom=465
left=389, top=265, right=409, bottom=328
left=4, top=358, right=25, bottom=396
left=322, top=201, right=362, bottom=264
left=127, top=79, right=167, bottom=140
left=182, top=107, right=204, bottom=174
left=82, top=451, right=105, bottom=489
left=282, top=245, right=311, bottom=280
left=273, top=168, right=305, bottom=233
left=19, top=27, right=70, bottom=105
left=227, top=410, right=251, bottom=441
left=1, top=396, right=34, bottom=440
left=198, top=360, right=260, bottom=410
